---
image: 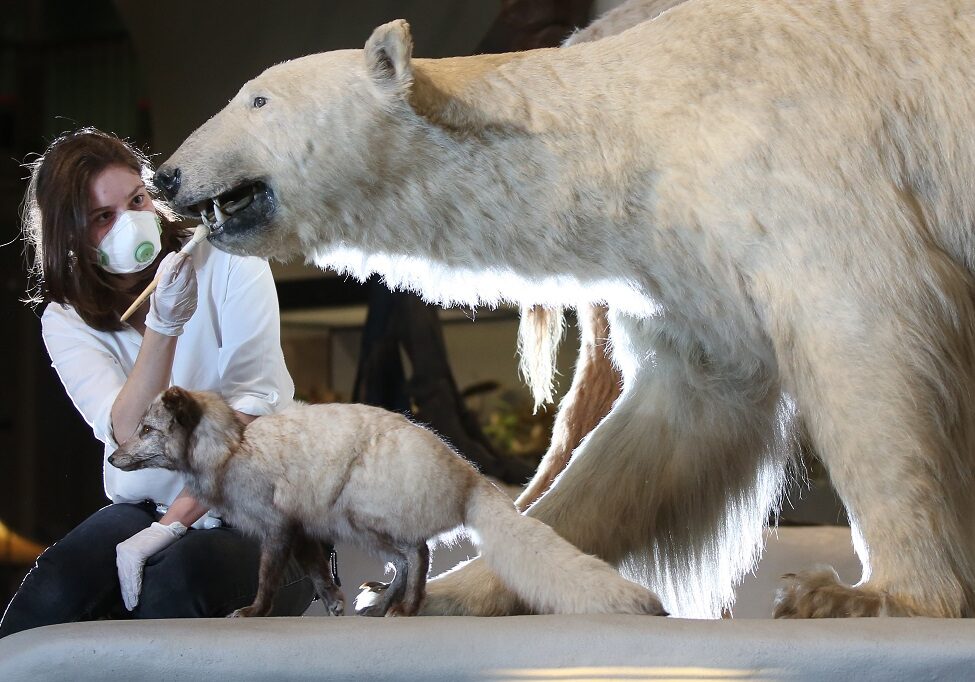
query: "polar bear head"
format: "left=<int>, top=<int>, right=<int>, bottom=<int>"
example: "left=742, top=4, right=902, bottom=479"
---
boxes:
left=156, top=20, right=418, bottom=262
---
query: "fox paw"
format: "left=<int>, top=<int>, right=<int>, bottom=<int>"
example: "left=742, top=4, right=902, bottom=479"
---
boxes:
left=611, top=584, right=668, bottom=616
left=773, top=567, right=913, bottom=618
left=322, top=590, right=346, bottom=617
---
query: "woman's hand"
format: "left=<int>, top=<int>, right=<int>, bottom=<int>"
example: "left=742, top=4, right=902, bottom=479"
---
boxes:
left=145, top=251, right=198, bottom=336
left=116, top=488, right=209, bottom=611
left=116, top=520, right=187, bottom=610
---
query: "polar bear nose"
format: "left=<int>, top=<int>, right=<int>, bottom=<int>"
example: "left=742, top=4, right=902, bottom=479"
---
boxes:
left=154, top=166, right=181, bottom=199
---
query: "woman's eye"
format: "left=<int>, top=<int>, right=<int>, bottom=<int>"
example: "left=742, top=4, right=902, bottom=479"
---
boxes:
left=253, top=96, right=267, bottom=108
left=98, top=211, right=113, bottom=223
left=132, top=194, right=145, bottom=206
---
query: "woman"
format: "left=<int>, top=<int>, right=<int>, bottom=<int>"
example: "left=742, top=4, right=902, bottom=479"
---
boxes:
left=0, top=128, right=313, bottom=638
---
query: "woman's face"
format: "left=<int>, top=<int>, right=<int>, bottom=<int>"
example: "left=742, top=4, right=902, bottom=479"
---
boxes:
left=87, top=164, right=154, bottom=247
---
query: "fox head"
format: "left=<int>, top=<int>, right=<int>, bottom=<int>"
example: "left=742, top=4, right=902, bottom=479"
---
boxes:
left=108, top=386, right=203, bottom=472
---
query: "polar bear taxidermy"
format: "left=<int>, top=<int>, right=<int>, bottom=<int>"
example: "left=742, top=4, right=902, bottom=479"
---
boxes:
left=156, top=0, right=975, bottom=618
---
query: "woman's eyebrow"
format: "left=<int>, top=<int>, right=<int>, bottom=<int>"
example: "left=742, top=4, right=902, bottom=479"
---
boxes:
left=88, top=182, right=146, bottom=218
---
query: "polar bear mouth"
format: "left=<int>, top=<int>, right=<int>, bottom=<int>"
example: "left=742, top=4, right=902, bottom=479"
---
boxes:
left=186, top=181, right=275, bottom=236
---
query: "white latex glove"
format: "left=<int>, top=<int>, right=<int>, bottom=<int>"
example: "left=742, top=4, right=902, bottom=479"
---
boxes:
left=145, top=251, right=198, bottom=336
left=116, top=521, right=187, bottom=611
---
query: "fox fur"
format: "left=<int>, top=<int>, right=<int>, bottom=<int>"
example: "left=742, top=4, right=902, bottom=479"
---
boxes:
left=108, top=387, right=666, bottom=617
left=157, top=0, right=975, bottom=618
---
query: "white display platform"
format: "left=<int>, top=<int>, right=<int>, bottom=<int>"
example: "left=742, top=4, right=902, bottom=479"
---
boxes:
left=2, top=526, right=973, bottom=681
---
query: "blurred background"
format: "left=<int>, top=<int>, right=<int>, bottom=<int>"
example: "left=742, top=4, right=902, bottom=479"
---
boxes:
left=0, top=0, right=843, bottom=607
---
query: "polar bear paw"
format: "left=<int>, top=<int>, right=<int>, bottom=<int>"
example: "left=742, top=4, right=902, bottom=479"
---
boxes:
left=773, top=566, right=915, bottom=618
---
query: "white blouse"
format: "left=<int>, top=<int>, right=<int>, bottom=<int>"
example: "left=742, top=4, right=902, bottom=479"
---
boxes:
left=42, top=238, right=295, bottom=506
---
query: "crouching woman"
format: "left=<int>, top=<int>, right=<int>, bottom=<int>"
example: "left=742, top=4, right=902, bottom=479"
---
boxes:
left=0, top=128, right=313, bottom=638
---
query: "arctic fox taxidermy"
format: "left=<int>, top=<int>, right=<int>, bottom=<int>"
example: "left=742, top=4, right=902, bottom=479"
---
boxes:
left=156, top=0, right=975, bottom=619
left=108, top=387, right=666, bottom=617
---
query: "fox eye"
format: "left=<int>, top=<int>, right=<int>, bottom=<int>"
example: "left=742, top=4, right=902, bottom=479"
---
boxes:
left=253, top=96, right=267, bottom=108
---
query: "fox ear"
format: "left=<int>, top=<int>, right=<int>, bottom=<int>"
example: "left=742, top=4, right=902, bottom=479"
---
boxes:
left=364, top=19, right=414, bottom=96
left=161, top=387, right=203, bottom=431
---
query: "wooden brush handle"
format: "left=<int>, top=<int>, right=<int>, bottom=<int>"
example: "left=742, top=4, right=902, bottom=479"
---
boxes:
left=119, top=224, right=209, bottom=323
left=119, top=273, right=160, bottom=322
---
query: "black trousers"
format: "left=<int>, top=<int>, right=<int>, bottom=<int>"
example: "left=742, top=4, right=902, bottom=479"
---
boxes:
left=0, top=501, right=314, bottom=639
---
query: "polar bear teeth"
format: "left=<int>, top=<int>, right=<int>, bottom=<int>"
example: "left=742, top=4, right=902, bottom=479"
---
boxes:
left=196, top=192, right=256, bottom=232
left=214, top=200, right=228, bottom=224
left=190, top=183, right=266, bottom=233
left=199, top=200, right=227, bottom=233
left=220, top=193, right=254, bottom=214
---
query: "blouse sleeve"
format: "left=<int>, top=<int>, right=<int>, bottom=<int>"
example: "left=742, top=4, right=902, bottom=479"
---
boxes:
left=41, top=305, right=127, bottom=449
left=216, top=255, right=295, bottom=416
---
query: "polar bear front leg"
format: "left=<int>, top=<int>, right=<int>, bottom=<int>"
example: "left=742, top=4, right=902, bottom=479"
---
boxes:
left=771, top=273, right=975, bottom=618
left=425, top=313, right=786, bottom=617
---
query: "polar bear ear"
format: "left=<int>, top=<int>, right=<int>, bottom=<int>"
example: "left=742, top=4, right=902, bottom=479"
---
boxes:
left=364, top=19, right=414, bottom=96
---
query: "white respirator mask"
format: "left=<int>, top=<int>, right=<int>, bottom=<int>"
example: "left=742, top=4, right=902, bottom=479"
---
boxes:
left=96, top=210, right=163, bottom=274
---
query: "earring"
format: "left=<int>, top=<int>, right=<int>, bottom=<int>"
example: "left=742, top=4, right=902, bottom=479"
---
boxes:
left=67, top=249, right=78, bottom=273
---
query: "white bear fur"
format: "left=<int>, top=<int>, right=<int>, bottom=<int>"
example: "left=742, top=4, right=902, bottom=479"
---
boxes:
left=514, top=0, right=693, bottom=510
left=161, top=0, right=975, bottom=618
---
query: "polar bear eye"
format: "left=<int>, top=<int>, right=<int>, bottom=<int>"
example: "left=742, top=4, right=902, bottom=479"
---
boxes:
left=253, top=96, right=268, bottom=109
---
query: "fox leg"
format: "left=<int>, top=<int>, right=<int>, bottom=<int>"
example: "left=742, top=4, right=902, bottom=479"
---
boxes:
left=356, top=556, right=407, bottom=617
left=229, top=528, right=294, bottom=618
left=352, top=524, right=419, bottom=616
left=387, top=543, right=430, bottom=616
left=293, top=536, right=345, bottom=616
left=357, top=542, right=431, bottom=616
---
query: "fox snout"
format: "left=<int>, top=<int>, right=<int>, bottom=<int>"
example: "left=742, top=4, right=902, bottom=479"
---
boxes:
left=108, top=447, right=157, bottom=472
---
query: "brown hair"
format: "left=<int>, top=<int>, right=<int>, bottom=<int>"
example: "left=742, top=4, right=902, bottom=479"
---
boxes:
left=22, top=127, right=188, bottom=331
